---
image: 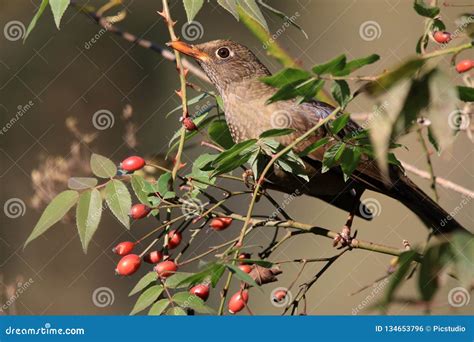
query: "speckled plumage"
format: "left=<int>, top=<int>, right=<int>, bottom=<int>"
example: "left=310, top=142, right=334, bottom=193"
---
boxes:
left=177, top=39, right=466, bottom=233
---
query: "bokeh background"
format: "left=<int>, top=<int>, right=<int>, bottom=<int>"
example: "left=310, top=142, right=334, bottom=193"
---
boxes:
left=1, top=0, right=472, bottom=315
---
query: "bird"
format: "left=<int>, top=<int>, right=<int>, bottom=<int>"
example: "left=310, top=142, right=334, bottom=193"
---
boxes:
left=168, top=39, right=468, bottom=240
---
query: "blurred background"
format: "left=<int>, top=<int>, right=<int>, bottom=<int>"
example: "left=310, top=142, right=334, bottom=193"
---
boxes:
left=0, top=0, right=472, bottom=315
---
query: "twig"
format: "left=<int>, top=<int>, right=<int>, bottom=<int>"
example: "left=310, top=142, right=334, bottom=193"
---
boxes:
left=417, top=129, right=439, bottom=201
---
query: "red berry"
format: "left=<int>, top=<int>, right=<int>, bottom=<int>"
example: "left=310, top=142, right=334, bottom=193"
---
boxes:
left=228, top=290, right=249, bottom=314
left=143, top=250, right=163, bottom=264
left=238, top=264, right=252, bottom=274
left=112, top=241, right=135, bottom=256
left=166, top=230, right=182, bottom=249
left=189, top=284, right=210, bottom=301
left=115, top=254, right=141, bottom=276
left=130, top=204, right=151, bottom=219
left=272, top=290, right=287, bottom=303
left=455, top=59, right=474, bottom=73
left=210, top=217, right=233, bottom=231
left=182, top=117, right=197, bottom=131
left=238, top=253, right=251, bottom=264
left=433, top=31, right=451, bottom=44
left=121, top=156, right=146, bottom=172
left=154, top=260, right=178, bottom=278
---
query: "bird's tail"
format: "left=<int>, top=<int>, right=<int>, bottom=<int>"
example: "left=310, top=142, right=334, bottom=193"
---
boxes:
left=392, top=177, right=468, bottom=235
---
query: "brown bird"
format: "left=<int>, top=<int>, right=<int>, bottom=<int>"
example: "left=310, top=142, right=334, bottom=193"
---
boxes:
left=169, top=39, right=468, bottom=240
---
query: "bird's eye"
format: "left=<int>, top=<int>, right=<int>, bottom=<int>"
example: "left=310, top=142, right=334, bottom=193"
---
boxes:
left=216, top=47, right=231, bottom=59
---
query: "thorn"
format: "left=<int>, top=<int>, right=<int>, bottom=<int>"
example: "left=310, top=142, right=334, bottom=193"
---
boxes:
left=183, top=67, right=189, bottom=77
left=157, top=10, right=167, bottom=20
left=175, top=89, right=183, bottom=98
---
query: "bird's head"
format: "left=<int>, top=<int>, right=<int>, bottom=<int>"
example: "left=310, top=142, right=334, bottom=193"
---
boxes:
left=168, top=39, right=270, bottom=92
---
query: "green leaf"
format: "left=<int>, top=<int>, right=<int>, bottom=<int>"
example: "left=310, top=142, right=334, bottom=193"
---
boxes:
left=129, top=272, right=158, bottom=297
left=266, top=79, right=324, bottom=104
left=49, top=0, right=70, bottom=29
left=364, top=58, right=425, bottom=96
left=231, top=259, right=273, bottom=268
left=217, top=0, right=239, bottom=20
left=225, top=263, right=260, bottom=288
left=177, top=263, right=225, bottom=288
left=457, top=86, right=474, bottom=102
left=427, top=127, right=440, bottom=155
left=257, top=0, right=308, bottom=38
left=330, top=113, right=350, bottom=135
left=131, top=175, right=154, bottom=205
left=172, top=292, right=214, bottom=314
left=105, top=180, right=131, bottom=229
left=340, top=147, right=361, bottom=179
left=67, top=177, right=98, bottom=190
left=24, top=0, right=49, bottom=41
left=148, top=299, right=170, bottom=315
left=299, top=137, right=330, bottom=157
left=165, top=272, right=195, bottom=289
left=312, top=54, right=346, bottom=75
left=90, top=153, right=117, bottom=178
left=183, top=0, right=204, bottom=22
left=321, top=142, right=345, bottom=173
left=237, top=0, right=269, bottom=32
left=334, top=54, right=380, bottom=76
left=261, top=68, right=311, bottom=88
left=208, top=119, right=234, bottom=149
left=413, top=0, right=440, bottom=18
left=331, top=81, right=351, bottom=107
left=259, top=128, right=295, bottom=139
left=25, top=190, right=79, bottom=248
left=76, top=189, right=102, bottom=254
left=213, top=139, right=257, bottom=165
left=130, top=285, right=164, bottom=315
left=166, top=307, right=187, bottom=315
left=383, top=250, right=418, bottom=304
left=450, top=232, right=474, bottom=289
left=157, top=172, right=172, bottom=196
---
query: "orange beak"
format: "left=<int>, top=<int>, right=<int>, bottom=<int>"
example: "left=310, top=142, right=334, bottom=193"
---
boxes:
left=167, top=41, right=209, bottom=61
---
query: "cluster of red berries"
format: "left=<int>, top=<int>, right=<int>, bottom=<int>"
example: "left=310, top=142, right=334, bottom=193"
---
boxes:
left=432, top=31, right=473, bottom=74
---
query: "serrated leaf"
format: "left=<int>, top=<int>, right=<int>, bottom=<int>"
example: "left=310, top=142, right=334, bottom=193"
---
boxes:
left=331, top=81, right=351, bottom=107
left=49, top=0, right=70, bottom=29
left=183, top=0, right=204, bottom=22
left=76, top=189, right=102, bottom=253
left=333, top=54, right=380, bottom=76
left=166, top=306, right=187, bottom=315
left=208, top=119, right=234, bottom=149
left=131, top=175, right=154, bottom=205
left=130, top=285, right=164, bottom=315
left=231, top=259, right=273, bottom=267
left=90, top=153, right=117, bottom=178
left=157, top=172, right=172, bottom=196
left=24, top=0, right=49, bottom=41
left=165, top=272, right=195, bottom=289
left=177, top=263, right=225, bottom=288
left=105, top=180, right=131, bottom=229
left=312, top=54, right=346, bottom=75
left=457, top=86, right=474, bottom=102
left=148, top=299, right=170, bottom=315
left=340, top=147, right=361, bottom=179
left=266, top=78, right=324, bottom=104
left=330, top=113, right=350, bottom=135
left=172, top=292, right=214, bottom=314
left=259, top=128, right=295, bottom=139
left=129, top=272, right=158, bottom=297
left=321, top=142, right=345, bottom=173
left=217, top=0, right=239, bottom=20
left=413, top=0, right=440, bottom=18
left=225, top=263, right=260, bottom=289
left=261, top=68, right=311, bottom=88
left=299, top=137, right=330, bottom=157
left=25, top=190, right=79, bottom=248
left=67, top=177, right=98, bottom=190
left=237, top=0, right=269, bottom=32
